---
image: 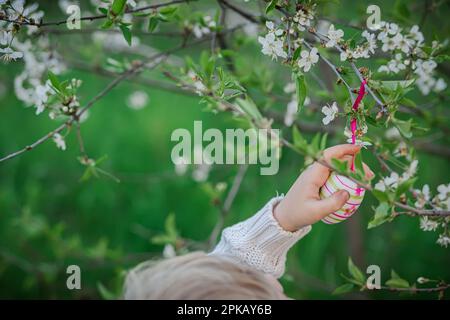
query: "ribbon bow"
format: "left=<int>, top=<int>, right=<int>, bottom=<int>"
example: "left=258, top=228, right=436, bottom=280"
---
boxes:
left=350, top=79, right=367, bottom=172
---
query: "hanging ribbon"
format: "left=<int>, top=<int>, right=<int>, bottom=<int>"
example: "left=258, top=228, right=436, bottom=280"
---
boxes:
left=350, top=79, right=367, bottom=172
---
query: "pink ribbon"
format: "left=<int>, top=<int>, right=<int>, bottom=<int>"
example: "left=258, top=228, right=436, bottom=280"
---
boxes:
left=350, top=79, right=367, bottom=172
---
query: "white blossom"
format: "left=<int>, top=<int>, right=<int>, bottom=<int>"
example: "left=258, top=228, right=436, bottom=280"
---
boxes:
left=173, top=155, right=189, bottom=176
left=162, top=244, right=176, bottom=258
left=192, top=163, right=211, bottom=182
left=127, top=91, right=149, bottom=110
left=378, top=53, right=406, bottom=74
left=408, top=25, right=424, bottom=46
left=402, top=159, right=418, bottom=180
left=265, top=21, right=284, bottom=36
left=375, top=172, right=400, bottom=191
left=434, top=78, right=447, bottom=92
left=321, top=101, right=338, bottom=125
left=297, top=47, right=319, bottom=72
left=284, top=99, right=298, bottom=127
left=381, top=35, right=397, bottom=52
left=34, top=81, right=51, bottom=115
left=325, top=25, right=344, bottom=48
left=52, top=133, right=66, bottom=151
left=0, top=47, right=23, bottom=62
left=258, top=32, right=287, bottom=60
left=192, top=16, right=216, bottom=39
left=362, top=30, right=377, bottom=54
left=437, top=184, right=450, bottom=201
left=392, top=33, right=413, bottom=54
left=414, top=184, right=430, bottom=208
left=343, top=126, right=371, bottom=147
left=283, top=82, right=296, bottom=94
left=420, top=216, right=439, bottom=232
left=187, top=70, right=207, bottom=95
left=293, top=7, right=315, bottom=31
left=340, top=49, right=352, bottom=61
left=437, top=234, right=450, bottom=248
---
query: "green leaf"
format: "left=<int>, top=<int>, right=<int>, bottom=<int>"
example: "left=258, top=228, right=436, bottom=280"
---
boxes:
left=368, top=202, right=391, bottom=229
left=165, top=213, right=177, bottom=240
left=236, top=98, right=263, bottom=121
left=48, top=71, right=61, bottom=91
left=386, top=270, right=410, bottom=288
left=294, top=73, right=306, bottom=112
left=348, top=257, right=366, bottom=285
left=393, top=118, right=413, bottom=138
left=292, top=126, right=307, bottom=151
left=159, top=6, right=178, bottom=16
left=320, top=133, right=328, bottom=151
left=396, top=177, right=417, bottom=197
left=98, top=7, right=108, bottom=15
left=310, top=132, right=321, bottom=154
left=292, top=46, right=302, bottom=60
left=97, top=282, right=117, bottom=300
left=101, top=19, right=114, bottom=29
left=148, top=15, right=159, bottom=32
left=354, top=152, right=364, bottom=178
left=371, top=189, right=389, bottom=203
left=380, top=79, right=415, bottom=91
left=111, top=0, right=127, bottom=16
left=331, top=158, right=348, bottom=173
left=399, top=97, right=416, bottom=108
left=332, top=283, right=354, bottom=295
left=265, top=0, right=277, bottom=14
left=119, top=25, right=132, bottom=46
left=386, top=278, right=411, bottom=288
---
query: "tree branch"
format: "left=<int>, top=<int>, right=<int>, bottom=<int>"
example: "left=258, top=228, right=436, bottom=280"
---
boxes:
left=208, top=164, right=249, bottom=248
left=0, top=0, right=190, bottom=27
left=0, top=38, right=210, bottom=164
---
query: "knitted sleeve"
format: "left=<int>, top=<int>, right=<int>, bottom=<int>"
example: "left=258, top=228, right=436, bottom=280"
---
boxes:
left=209, top=196, right=312, bottom=279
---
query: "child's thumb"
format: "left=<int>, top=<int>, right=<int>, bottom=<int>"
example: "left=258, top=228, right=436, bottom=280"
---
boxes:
left=315, top=190, right=350, bottom=218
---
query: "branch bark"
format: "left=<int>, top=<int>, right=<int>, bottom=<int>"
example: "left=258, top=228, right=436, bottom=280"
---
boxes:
left=0, top=0, right=189, bottom=27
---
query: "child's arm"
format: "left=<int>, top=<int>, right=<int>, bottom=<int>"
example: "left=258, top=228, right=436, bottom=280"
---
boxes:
left=210, top=144, right=373, bottom=278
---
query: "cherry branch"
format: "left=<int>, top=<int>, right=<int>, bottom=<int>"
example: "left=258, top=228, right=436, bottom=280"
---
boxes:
left=0, top=39, right=209, bottom=164
left=0, top=0, right=190, bottom=27
left=377, top=283, right=450, bottom=294
left=302, top=40, right=355, bottom=102
left=208, top=164, right=249, bottom=249
left=310, top=30, right=386, bottom=110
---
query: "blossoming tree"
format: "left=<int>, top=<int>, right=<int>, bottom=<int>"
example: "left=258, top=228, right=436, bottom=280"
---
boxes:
left=0, top=0, right=449, bottom=298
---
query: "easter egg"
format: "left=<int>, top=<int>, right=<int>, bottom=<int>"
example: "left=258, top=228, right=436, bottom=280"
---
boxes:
left=320, top=172, right=365, bottom=224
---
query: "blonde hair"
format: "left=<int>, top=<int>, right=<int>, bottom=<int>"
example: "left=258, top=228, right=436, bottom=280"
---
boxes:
left=123, top=251, right=285, bottom=299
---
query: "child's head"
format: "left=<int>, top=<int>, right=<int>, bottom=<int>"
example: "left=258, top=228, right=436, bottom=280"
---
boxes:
left=123, top=251, right=286, bottom=299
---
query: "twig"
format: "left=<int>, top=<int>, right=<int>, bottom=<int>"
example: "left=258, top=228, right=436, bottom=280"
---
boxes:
left=0, top=38, right=209, bottom=164
left=311, top=30, right=386, bottom=109
left=75, top=121, right=87, bottom=157
left=208, top=164, right=249, bottom=248
left=0, top=0, right=189, bottom=27
left=303, top=40, right=355, bottom=102
left=394, top=202, right=450, bottom=217
left=378, top=283, right=450, bottom=293
left=218, top=0, right=261, bottom=24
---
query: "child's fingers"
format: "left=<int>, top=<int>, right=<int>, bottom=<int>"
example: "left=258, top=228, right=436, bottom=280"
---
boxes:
left=362, top=163, right=375, bottom=179
left=306, top=144, right=362, bottom=188
left=323, top=144, right=361, bottom=162
left=308, top=190, right=350, bottom=219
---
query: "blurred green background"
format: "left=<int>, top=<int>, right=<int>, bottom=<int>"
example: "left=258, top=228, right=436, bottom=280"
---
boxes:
left=0, top=0, right=449, bottom=299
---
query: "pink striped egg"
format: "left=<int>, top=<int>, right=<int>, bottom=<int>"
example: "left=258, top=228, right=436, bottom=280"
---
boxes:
left=320, top=172, right=365, bottom=224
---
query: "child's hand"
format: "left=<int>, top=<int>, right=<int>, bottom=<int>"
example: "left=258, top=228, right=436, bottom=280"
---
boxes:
left=274, top=144, right=374, bottom=232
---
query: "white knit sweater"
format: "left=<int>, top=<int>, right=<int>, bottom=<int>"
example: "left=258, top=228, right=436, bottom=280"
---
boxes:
left=210, top=196, right=312, bottom=279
